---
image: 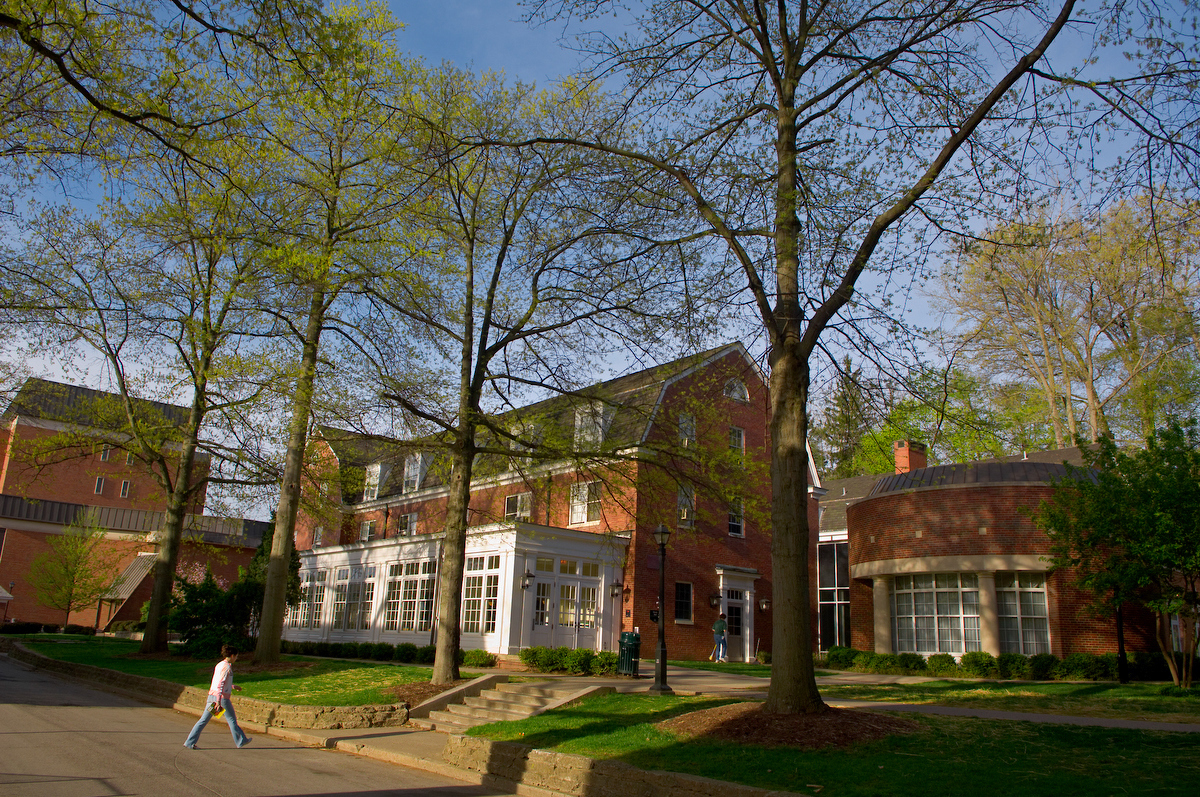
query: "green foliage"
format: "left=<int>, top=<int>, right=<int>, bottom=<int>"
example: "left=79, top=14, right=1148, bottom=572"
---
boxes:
left=825, top=646, right=859, bottom=669
left=896, top=652, right=926, bottom=672
left=356, top=642, right=375, bottom=660
left=926, top=654, right=959, bottom=677
left=0, top=622, right=43, bottom=634
left=755, top=651, right=772, bottom=665
left=462, top=649, right=497, bottom=668
left=371, top=642, right=394, bottom=661
left=565, top=648, right=595, bottom=674
left=996, top=653, right=1029, bottom=679
left=590, top=651, right=619, bottom=675
left=1056, top=652, right=1114, bottom=681
left=167, top=572, right=257, bottom=658
left=416, top=645, right=436, bottom=664
left=27, top=514, right=123, bottom=626
left=63, top=624, right=96, bottom=636
left=395, top=642, right=418, bottom=663
left=960, top=651, right=998, bottom=678
left=1028, top=653, right=1060, bottom=681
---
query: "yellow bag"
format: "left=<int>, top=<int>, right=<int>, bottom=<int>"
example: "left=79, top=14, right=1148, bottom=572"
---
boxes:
left=209, top=701, right=225, bottom=720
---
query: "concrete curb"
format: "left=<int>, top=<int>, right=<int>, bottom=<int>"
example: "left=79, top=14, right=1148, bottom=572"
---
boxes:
left=409, top=672, right=510, bottom=718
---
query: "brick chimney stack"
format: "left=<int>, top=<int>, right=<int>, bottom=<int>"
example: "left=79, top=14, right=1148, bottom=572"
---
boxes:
left=894, top=440, right=927, bottom=474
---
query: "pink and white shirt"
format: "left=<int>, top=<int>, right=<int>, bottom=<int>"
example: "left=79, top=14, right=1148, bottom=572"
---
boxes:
left=208, top=660, right=233, bottom=700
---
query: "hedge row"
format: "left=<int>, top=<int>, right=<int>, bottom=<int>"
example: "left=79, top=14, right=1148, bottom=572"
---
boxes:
left=1, top=622, right=95, bottom=636
left=278, top=639, right=497, bottom=667
left=823, top=645, right=1180, bottom=681
left=518, top=646, right=619, bottom=675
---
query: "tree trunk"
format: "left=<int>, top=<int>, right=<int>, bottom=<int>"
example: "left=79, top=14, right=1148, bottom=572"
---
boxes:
left=1115, top=603, right=1128, bottom=684
left=764, top=341, right=826, bottom=714
left=256, top=286, right=325, bottom=664
left=139, top=448, right=198, bottom=653
left=432, top=441, right=475, bottom=684
left=1154, top=610, right=1182, bottom=687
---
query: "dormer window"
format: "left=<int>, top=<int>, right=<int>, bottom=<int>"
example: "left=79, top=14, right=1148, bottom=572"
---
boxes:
left=724, top=379, right=749, bottom=402
left=403, top=452, right=426, bottom=493
left=573, top=402, right=613, bottom=450
left=363, top=463, right=382, bottom=501
left=678, top=413, right=696, bottom=448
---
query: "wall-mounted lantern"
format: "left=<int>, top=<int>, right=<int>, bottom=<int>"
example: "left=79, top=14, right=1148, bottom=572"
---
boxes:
left=708, top=594, right=722, bottom=608
left=758, top=597, right=771, bottom=611
left=520, top=570, right=535, bottom=590
left=609, top=582, right=623, bottom=599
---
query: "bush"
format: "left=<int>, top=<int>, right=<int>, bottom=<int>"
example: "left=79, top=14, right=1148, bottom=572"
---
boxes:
left=1128, top=650, right=1180, bottom=681
left=63, top=624, right=96, bottom=636
left=591, top=651, right=619, bottom=675
left=395, top=643, right=418, bottom=663
left=371, top=642, right=394, bottom=661
left=1158, top=684, right=1200, bottom=698
left=462, top=649, right=497, bottom=668
left=533, top=646, right=566, bottom=672
left=826, top=645, right=859, bottom=669
left=0, top=621, right=43, bottom=634
left=1056, top=652, right=1112, bottom=681
left=518, top=646, right=539, bottom=668
left=996, top=652, right=1029, bottom=679
left=926, top=653, right=959, bottom=677
left=41, top=624, right=61, bottom=633
left=960, top=651, right=998, bottom=678
left=299, top=641, right=317, bottom=656
left=416, top=644, right=436, bottom=664
left=356, top=642, right=375, bottom=660
left=313, top=642, right=333, bottom=657
left=565, top=648, right=595, bottom=675
left=897, top=652, right=927, bottom=672
left=108, top=620, right=138, bottom=633
left=1028, top=652, right=1059, bottom=680
left=756, top=650, right=772, bottom=665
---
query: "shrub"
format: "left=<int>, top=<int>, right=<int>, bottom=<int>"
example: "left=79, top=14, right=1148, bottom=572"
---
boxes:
left=756, top=651, right=772, bottom=665
left=926, top=653, right=958, bottom=676
left=371, top=642, right=394, bottom=661
left=897, top=652, right=927, bottom=672
left=313, top=641, right=333, bottom=657
left=1056, top=652, right=1111, bottom=681
left=591, top=651, right=619, bottom=675
left=416, top=644, right=436, bottom=664
left=996, top=652, right=1029, bottom=679
left=1158, top=685, right=1200, bottom=698
left=41, top=624, right=61, bottom=633
left=565, top=648, right=595, bottom=674
left=108, top=620, right=137, bottom=633
left=1128, top=650, right=1180, bottom=681
left=395, top=643, right=418, bottom=663
left=1028, top=652, right=1059, bottom=680
left=0, top=621, right=42, bottom=634
left=518, top=646, right=540, bottom=669
left=533, top=646, right=564, bottom=672
left=826, top=645, right=859, bottom=669
left=63, top=624, right=96, bottom=636
left=1097, top=652, right=1120, bottom=681
left=356, top=642, right=375, bottom=660
left=462, top=649, right=497, bottom=668
left=960, top=651, right=998, bottom=678
left=872, top=653, right=903, bottom=672
left=298, top=641, right=316, bottom=655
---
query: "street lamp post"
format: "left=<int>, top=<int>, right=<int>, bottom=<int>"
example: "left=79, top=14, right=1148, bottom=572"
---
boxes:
left=649, top=523, right=673, bottom=695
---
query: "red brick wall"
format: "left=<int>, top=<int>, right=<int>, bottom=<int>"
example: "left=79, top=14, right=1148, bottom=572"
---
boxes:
left=847, top=483, right=1155, bottom=655
left=0, top=422, right=209, bottom=513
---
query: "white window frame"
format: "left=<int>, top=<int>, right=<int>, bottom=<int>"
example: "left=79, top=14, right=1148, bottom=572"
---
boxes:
left=997, top=571, right=1051, bottom=655
left=396, top=512, right=417, bottom=536
left=729, top=426, right=745, bottom=462
left=360, top=520, right=376, bottom=542
left=94, top=476, right=104, bottom=495
left=724, top=379, right=749, bottom=402
left=402, top=452, right=426, bottom=493
left=677, top=484, right=695, bottom=527
left=126, top=451, right=135, bottom=465
left=674, top=581, right=694, bottom=623
left=678, top=413, right=696, bottom=448
left=363, top=462, right=382, bottom=501
left=569, top=481, right=601, bottom=525
left=99, top=445, right=111, bottom=462
left=573, top=402, right=612, bottom=449
left=120, top=480, right=130, bottom=499
left=728, top=498, right=744, bottom=537
left=505, top=492, right=532, bottom=521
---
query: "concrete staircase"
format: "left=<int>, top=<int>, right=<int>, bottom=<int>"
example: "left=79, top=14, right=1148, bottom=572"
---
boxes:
left=412, top=681, right=601, bottom=734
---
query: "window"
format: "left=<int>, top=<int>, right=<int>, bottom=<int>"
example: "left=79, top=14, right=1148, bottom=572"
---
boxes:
left=535, top=556, right=554, bottom=572
left=534, top=582, right=551, bottom=626
left=559, top=559, right=577, bottom=575
left=126, top=451, right=135, bottom=465
left=508, top=423, right=538, bottom=469
left=674, top=582, right=693, bottom=622
left=573, top=402, right=612, bottom=449
left=299, top=570, right=327, bottom=628
left=579, top=586, right=598, bottom=629
left=677, top=484, right=695, bottom=527
left=100, top=445, right=111, bottom=462
left=997, top=571, right=1051, bottom=654
left=728, top=498, right=744, bottom=537
left=360, top=520, right=376, bottom=542
left=120, top=480, right=130, bottom=499
left=383, top=563, right=403, bottom=631
left=463, top=555, right=500, bottom=634
left=724, top=379, right=749, bottom=402
left=580, top=562, right=599, bottom=578
left=729, top=426, right=745, bottom=463
left=333, top=566, right=375, bottom=631
left=678, top=413, right=696, bottom=448
left=569, top=481, right=601, bottom=524
left=462, top=574, right=484, bottom=632
left=559, top=583, right=578, bottom=627
left=505, top=492, right=532, bottom=521
left=892, top=573, right=982, bottom=655
left=402, top=452, right=426, bottom=493
left=94, top=477, right=104, bottom=495
left=363, top=462, right=383, bottom=501
left=726, top=591, right=744, bottom=637
left=818, top=542, right=850, bottom=650
left=396, top=512, right=417, bottom=536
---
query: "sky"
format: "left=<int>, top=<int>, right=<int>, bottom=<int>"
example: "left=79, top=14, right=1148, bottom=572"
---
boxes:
left=386, top=2, right=583, bottom=84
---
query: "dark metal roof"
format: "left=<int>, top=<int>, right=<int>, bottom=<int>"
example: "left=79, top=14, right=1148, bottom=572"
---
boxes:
left=818, top=474, right=886, bottom=532
left=3, top=378, right=191, bottom=430
left=868, top=458, right=1084, bottom=496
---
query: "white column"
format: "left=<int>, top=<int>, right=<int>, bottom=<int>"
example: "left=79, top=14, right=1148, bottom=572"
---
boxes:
left=872, top=575, right=893, bottom=653
left=976, top=571, right=1001, bottom=657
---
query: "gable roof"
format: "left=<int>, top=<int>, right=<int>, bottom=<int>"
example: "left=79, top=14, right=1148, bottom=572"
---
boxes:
left=3, top=378, right=192, bottom=431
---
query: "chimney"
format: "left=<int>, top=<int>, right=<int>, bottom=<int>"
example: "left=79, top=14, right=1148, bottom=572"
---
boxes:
left=894, top=440, right=927, bottom=474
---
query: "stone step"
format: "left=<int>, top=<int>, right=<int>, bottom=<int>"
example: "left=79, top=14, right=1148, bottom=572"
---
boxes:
left=466, top=689, right=559, bottom=710
left=421, top=709, right=486, bottom=734
left=462, top=694, right=545, bottom=715
left=493, top=682, right=579, bottom=700
left=444, top=701, right=531, bottom=722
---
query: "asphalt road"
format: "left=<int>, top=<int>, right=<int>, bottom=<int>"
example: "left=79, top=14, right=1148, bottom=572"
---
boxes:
left=0, top=655, right=506, bottom=797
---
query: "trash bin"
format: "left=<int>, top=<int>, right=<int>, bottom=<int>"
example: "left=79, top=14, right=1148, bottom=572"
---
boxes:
left=617, top=631, right=641, bottom=676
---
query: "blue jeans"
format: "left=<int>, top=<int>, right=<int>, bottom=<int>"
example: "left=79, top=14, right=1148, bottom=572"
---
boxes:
left=184, top=696, right=250, bottom=748
left=713, top=633, right=727, bottom=660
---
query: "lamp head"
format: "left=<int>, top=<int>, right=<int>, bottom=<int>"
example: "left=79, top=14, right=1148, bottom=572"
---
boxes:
left=651, top=523, right=670, bottom=547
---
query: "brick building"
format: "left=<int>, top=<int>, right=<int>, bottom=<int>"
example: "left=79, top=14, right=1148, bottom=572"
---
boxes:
left=819, top=442, right=1155, bottom=659
left=0, top=378, right=261, bottom=627
left=286, top=344, right=823, bottom=660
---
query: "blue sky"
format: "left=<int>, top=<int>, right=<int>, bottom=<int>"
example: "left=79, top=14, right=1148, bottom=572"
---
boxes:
left=387, top=2, right=582, bottom=84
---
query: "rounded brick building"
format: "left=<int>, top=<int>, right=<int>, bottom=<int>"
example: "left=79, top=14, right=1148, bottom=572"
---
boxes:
left=844, top=450, right=1154, bottom=658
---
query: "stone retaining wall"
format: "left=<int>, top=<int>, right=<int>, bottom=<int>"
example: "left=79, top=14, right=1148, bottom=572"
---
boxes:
left=442, top=734, right=800, bottom=797
left=0, top=638, right=408, bottom=729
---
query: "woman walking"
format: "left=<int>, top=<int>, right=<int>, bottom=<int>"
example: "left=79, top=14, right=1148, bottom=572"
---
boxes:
left=184, top=644, right=252, bottom=749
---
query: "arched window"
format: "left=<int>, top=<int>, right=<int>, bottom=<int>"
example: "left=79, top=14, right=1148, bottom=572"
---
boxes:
left=724, top=379, right=749, bottom=402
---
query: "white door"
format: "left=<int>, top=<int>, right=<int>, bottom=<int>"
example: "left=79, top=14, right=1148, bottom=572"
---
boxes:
left=529, top=580, right=554, bottom=648
left=725, top=589, right=749, bottom=662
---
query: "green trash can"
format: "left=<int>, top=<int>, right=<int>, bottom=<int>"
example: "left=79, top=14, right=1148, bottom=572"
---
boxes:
left=617, top=631, right=641, bottom=676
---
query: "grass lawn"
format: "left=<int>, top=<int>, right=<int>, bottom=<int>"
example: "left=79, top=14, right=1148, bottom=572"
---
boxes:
left=468, top=692, right=1199, bottom=796
left=19, top=636, right=463, bottom=705
left=664, top=659, right=833, bottom=678
left=820, top=680, right=1200, bottom=724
